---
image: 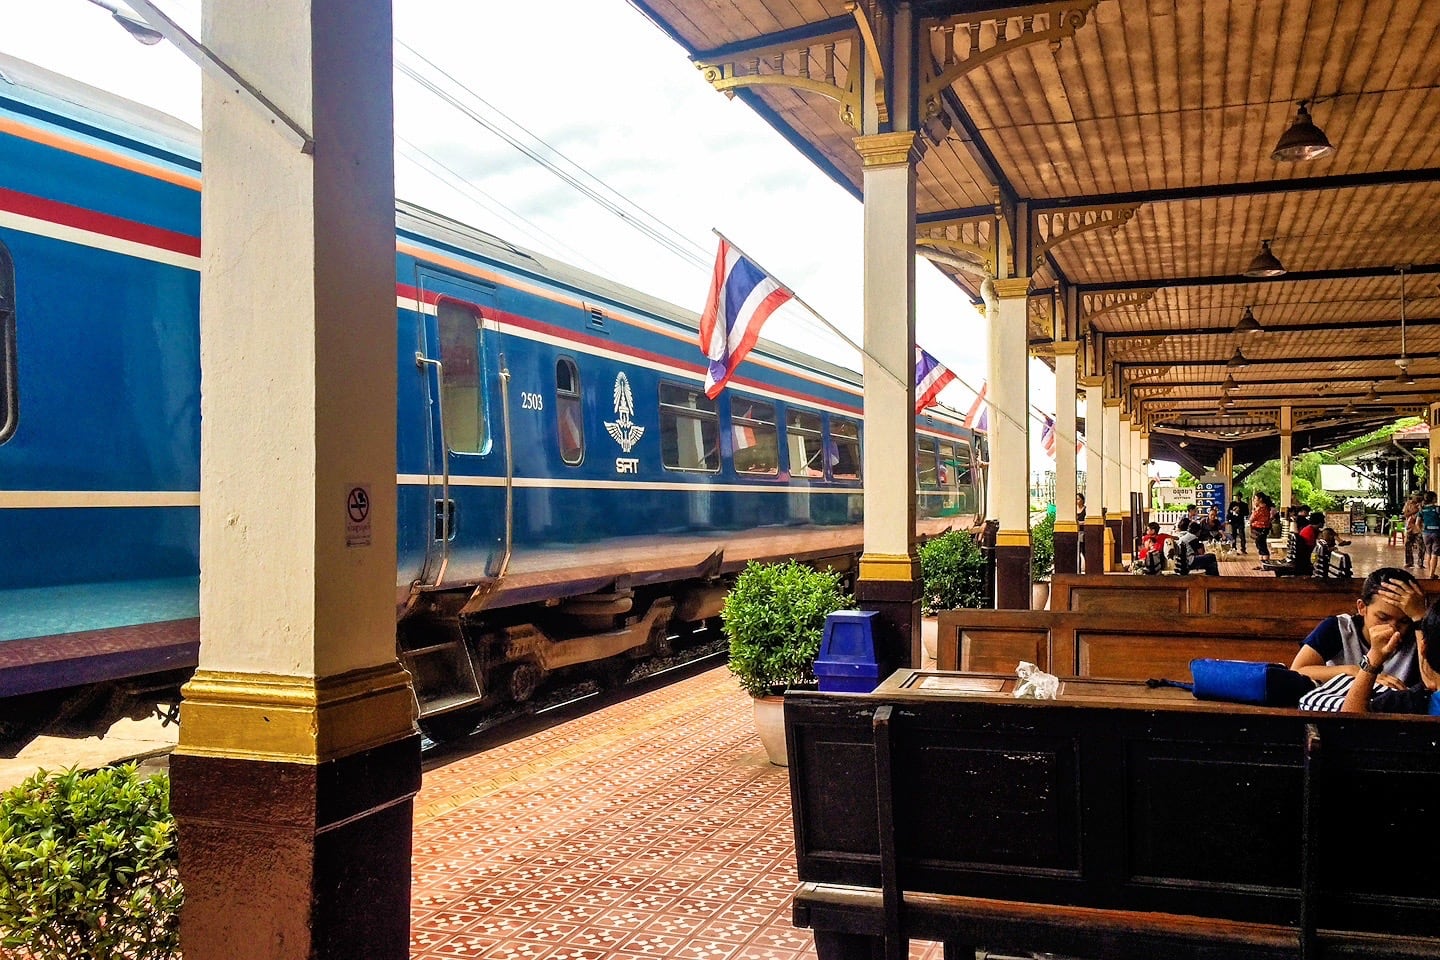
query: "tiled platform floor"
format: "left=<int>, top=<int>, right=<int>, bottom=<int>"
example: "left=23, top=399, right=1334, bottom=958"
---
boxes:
left=411, top=667, right=909, bottom=960
left=1213, top=530, right=1411, bottom=577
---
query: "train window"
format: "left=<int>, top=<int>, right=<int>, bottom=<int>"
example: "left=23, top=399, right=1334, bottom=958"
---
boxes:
left=556, top=358, right=583, bottom=465
left=829, top=418, right=861, bottom=480
left=952, top=442, right=973, bottom=486
left=938, top=441, right=959, bottom=507
left=731, top=398, right=778, bottom=476
left=0, top=239, right=13, bottom=445
left=786, top=410, right=825, bottom=478
left=437, top=299, right=487, bottom=454
left=916, top=436, right=939, bottom=489
left=660, top=381, right=719, bottom=472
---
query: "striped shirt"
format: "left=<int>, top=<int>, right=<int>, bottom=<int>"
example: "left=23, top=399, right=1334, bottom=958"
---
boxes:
left=1298, top=673, right=1378, bottom=712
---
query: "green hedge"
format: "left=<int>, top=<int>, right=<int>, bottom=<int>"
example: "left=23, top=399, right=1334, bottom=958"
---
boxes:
left=0, top=765, right=183, bottom=960
left=919, top=530, right=987, bottom=614
left=723, top=560, right=850, bottom=697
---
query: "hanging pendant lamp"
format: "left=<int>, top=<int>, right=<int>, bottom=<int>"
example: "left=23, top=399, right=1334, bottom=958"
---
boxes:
left=1226, top=347, right=1250, bottom=368
left=1234, top=305, right=1263, bottom=332
left=1395, top=268, right=1415, bottom=384
left=1272, top=101, right=1336, bottom=162
left=1243, top=240, right=1287, bottom=278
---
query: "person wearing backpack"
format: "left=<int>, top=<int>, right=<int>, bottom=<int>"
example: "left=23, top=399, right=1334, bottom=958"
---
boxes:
left=1422, top=492, right=1440, bottom=578
left=1404, top=493, right=1424, bottom=568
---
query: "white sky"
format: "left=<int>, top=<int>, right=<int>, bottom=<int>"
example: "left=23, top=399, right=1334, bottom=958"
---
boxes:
left=2, top=0, right=1080, bottom=474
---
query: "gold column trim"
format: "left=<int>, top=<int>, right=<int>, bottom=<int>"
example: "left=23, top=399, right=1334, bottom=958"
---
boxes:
left=996, top=530, right=1031, bottom=547
left=1103, top=398, right=1121, bottom=408
left=1053, top=520, right=1079, bottom=533
left=855, top=131, right=920, bottom=168
left=177, top=661, right=417, bottom=765
left=1051, top=340, right=1080, bottom=356
left=858, top=552, right=920, bottom=581
left=1079, top=376, right=1105, bottom=389
left=991, top=276, right=1031, bottom=299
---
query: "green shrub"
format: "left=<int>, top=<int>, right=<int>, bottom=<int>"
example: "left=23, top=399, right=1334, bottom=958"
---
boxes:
left=1030, top=512, right=1055, bottom=582
left=919, top=530, right=986, bottom=614
left=723, top=560, right=850, bottom=697
left=0, top=765, right=183, bottom=960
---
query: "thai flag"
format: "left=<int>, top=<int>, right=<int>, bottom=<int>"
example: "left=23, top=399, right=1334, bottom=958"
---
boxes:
left=963, top=381, right=988, bottom=432
left=699, top=238, right=792, bottom=398
left=915, top=347, right=957, bottom=414
left=1041, top=415, right=1057, bottom=458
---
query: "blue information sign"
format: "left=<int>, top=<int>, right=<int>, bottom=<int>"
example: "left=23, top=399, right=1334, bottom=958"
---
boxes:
left=1195, top=481, right=1226, bottom=511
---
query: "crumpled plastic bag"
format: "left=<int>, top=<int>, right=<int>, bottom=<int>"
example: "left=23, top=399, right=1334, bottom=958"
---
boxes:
left=1014, top=661, right=1060, bottom=700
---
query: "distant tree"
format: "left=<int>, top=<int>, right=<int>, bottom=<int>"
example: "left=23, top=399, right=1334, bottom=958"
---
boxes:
left=1331, top=417, right=1423, bottom=460
left=1175, top=469, right=1197, bottom=488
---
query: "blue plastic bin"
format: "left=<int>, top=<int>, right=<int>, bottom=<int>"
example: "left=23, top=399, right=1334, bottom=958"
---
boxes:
left=814, top=610, right=886, bottom=693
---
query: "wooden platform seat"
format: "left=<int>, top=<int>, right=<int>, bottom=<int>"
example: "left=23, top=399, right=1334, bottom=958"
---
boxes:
left=934, top=609, right=1309, bottom=682
left=787, top=673, right=1440, bottom=960
left=1050, top=574, right=1440, bottom=621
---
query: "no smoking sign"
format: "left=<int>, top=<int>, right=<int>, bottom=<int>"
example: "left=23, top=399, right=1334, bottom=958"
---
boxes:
left=345, top=483, right=372, bottom=547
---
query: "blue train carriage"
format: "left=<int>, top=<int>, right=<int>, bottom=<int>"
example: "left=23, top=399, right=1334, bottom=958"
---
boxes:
left=389, top=207, right=987, bottom=731
left=0, top=56, right=203, bottom=733
left=0, top=53, right=988, bottom=739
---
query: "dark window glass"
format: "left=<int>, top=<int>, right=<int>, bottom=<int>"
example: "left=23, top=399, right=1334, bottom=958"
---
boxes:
left=660, top=382, right=719, bottom=471
left=0, top=240, right=13, bottom=445
left=437, top=299, right=486, bottom=454
left=556, top=357, right=583, bottom=465
left=917, top=436, right=939, bottom=489
left=787, top=410, right=824, bottom=478
left=830, top=418, right=861, bottom=480
left=952, top=442, right=973, bottom=487
left=731, top=398, right=778, bottom=476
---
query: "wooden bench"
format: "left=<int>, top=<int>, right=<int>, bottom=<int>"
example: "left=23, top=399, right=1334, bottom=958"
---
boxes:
left=1051, top=573, right=1440, bottom=621
left=935, top=609, right=1310, bottom=682
left=786, top=672, right=1440, bottom=960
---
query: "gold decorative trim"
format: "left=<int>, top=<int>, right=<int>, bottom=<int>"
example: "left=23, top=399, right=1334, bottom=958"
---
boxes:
left=1079, top=376, right=1105, bottom=389
left=1032, top=202, right=1143, bottom=274
left=697, top=30, right=865, bottom=131
left=855, top=131, right=920, bottom=168
left=858, top=552, right=920, bottom=581
left=1053, top=521, right=1080, bottom=533
left=1103, top=398, right=1121, bottom=408
left=991, top=276, right=1032, bottom=299
left=996, top=530, right=1031, bottom=547
left=1050, top=341, right=1080, bottom=356
left=176, top=661, right=417, bottom=765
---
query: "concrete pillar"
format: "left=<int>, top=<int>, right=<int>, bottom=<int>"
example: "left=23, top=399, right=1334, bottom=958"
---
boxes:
left=1280, top=404, right=1295, bottom=515
left=1081, top=378, right=1106, bottom=575
left=1430, top=403, right=1440, bottom=494
left=1139, top=430, right=1151, bottom=524
left=1118, top=412, right=1133, bottom=562
left=986, top=277, right=1032, bottom=607
left=171, top=4, right=420, bottom=959
left=1103, top=399, right=1123, bottom=570
left=854, top=131, right=920, bottom=668
left=1052, top=343, right=1079, bottom=575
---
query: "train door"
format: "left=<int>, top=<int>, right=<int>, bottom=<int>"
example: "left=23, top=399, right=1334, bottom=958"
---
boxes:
left=412, top=269, right=507, bottom=589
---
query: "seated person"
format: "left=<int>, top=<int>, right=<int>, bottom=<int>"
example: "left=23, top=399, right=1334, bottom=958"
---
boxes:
left=1311, top=527, right=1353, bottom=579
left=1136, top=521, right=1171, bottom=574
left=1174, top=517, right=1219, bottom=576
left=1292, top=567, right=1424, bottom=691
left=1269, top=511, right=1323, bottom=576
left=1338, top=597, right=1440, bottom=714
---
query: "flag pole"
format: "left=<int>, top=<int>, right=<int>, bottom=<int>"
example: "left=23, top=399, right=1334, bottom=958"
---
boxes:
left=713, top=230, right=910, bottom=393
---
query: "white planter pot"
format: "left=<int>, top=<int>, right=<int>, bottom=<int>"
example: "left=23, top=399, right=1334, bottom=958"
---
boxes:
left=1031, top=581, right=1051, bottom=610
left=921, top=616, right=939, bottom=667
left=752, top=695, right=788, bottom=767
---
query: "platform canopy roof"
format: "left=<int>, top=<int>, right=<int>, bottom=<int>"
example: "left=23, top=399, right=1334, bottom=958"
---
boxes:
left=630, top=0, right=1440, bottom=473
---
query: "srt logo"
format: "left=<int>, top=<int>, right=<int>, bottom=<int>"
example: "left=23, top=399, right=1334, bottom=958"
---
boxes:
left=604, top=372, right=645, bottom=456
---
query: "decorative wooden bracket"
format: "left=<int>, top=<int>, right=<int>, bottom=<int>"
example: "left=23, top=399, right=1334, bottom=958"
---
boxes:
left=697, top=29, right=866, bottom=131
left=1112, top=336, right=1169, bottom=360
left=1082, top=289, right=1158, bottom=328
left=919, top=2, right=1099, bottom=133
left=1120, top=364, right=1174, bottom=383
left=1033, top=202, right=1143, bottom=274
left=916, top=213, right=997, bottom=276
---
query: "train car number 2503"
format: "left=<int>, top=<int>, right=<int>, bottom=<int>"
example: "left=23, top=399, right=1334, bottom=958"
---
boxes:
left=520, top=391, right=544, bottom=410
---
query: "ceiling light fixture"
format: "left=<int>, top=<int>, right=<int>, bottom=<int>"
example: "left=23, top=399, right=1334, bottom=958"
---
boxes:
left=1226, top=347, right=1250, bottom=368
left=1222, top=374, right=1238, bottom=393
left=1342, top=402, right=1356, bottom=416
left=1234, top=305, right=1263, bottom=333
left=1243, top=240, right=1287, bottom=278
left=1363, top=382, right=1379, bottom=401
left=1395, top=266, right=1415, bottom=384
left=1271, top=101, right=1336, bottom=163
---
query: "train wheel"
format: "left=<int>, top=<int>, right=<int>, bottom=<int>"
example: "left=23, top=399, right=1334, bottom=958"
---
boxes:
left=507, top=662, right=543, bottom=703
left=418, top=710, right=479, bottom=743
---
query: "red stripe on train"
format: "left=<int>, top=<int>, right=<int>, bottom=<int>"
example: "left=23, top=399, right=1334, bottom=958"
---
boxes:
left=0, top=186, right=200, bottom=258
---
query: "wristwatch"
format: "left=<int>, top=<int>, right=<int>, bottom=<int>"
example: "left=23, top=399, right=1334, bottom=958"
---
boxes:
left=1358, top=654, right=1382, bottom=675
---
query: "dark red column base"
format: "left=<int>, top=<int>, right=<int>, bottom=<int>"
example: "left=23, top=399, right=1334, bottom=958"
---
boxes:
left=1083, top=520, right=1106, bottom=575
left=994, top=544, right=1031, bottom=609
left=1106, top=516, right=1123, bottom=568
left=855, top=577, right=922, bottom=671
left=1054, top=529, right=1080, bottom=576
left=171, top=734, right=422, bottom=960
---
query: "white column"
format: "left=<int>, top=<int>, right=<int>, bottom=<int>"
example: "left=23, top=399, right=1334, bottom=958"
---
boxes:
left=1103, top=401, right=1122, bottom=516
left=1053, top=344, right=1079, bottom=526
left=1280, top=404, right=1294, bottom=513
left=987, top=278, right=1033, bottom=541
left=1140, top=431, right=1151, bottom=510
left=1081, top=377, right=1104, bottom=526
left=1131, top=422, right=1143, bottom=510
left=855, top=132, right=918, bottom=582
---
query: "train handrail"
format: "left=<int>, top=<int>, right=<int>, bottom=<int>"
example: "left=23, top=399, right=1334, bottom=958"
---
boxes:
left=493, top=353, right=515, bottom=583
left=415, top=352, right=450, bottom=587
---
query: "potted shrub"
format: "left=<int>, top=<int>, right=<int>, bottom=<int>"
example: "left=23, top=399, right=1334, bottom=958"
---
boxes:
left=723, top=560, right=849, bottom=766
left=918, top=530, right=987, bottom=662
left=1030, top=512, right=1056, bottom=609
left=0, top=764, right=183, bottom=960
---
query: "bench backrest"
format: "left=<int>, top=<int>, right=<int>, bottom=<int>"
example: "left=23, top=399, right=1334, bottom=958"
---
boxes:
left=785, top=685, right=1440, bottom=939
left=935, top=609, right=1308, bottom=680
left=1051, top=574, right=1440, bottom=620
